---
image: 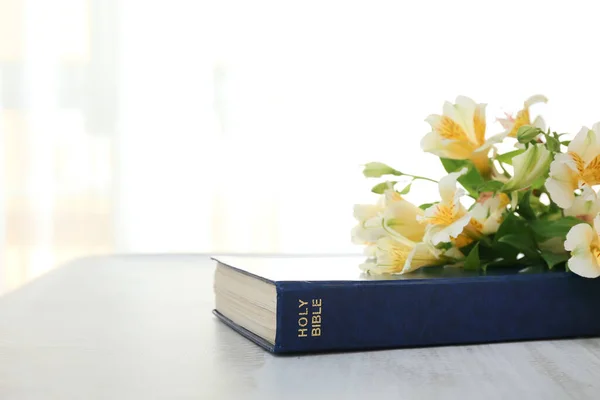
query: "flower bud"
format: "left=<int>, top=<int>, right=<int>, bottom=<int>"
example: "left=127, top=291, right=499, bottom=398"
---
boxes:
left=516, top=125, right=542, bottom=144
left=362, top=162, right=400, bottom=178
left=503, top=144, right=552, bottom=191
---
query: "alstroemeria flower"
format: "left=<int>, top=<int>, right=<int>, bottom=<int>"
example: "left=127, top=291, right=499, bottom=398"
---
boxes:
left=497, top=95, right=548, bottom=138
left=351, top=201, right=386, bottom=247
left=564, top=187, right=600, bottom=223
left=546, top=124, right=600, bottom=209
left=470, top=192, right=510, bottom=236
left=421, top=96, right=505, bottom=177
left=359, top=233, right=461, bottom=275
left=564, top=214, right=600, bottom=278
left=418, top=168, right=481, bottom=248
left=503, top=144, right=552, bottom=192
left=351, top=188, right=426, bottom=252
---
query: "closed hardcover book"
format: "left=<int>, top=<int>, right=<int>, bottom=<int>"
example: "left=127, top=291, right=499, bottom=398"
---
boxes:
left=212, top=255, right=600, bottom=354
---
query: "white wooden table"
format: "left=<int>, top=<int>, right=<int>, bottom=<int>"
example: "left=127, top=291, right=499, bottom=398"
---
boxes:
left=1, top=255, right=599, bottom=399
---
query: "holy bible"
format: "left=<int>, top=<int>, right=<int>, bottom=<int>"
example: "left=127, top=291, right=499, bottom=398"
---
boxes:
left=212, top=255, right=600, bottom=354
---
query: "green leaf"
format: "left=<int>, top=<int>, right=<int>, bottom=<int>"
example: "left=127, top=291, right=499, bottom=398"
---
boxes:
left=398, top=182, right=412, bottom=195
left=517, top=191, right=536, bottom=220
left=435, top=242, right=453, bottom=251
left=440, top=158, right=484, bottom=198
left=531, top=174, right=547, bottom=190
left=418, top=202, right=437, bottom=210
left=493, top=213, right=539, bottom=261
left=497, top=234, right=540, bottom=260
left=529, top=217, right=582, bottom=240
left=371, top=181, right=397, bottom=194
left=494, top=213, right=527, bottom=241
left=477, top=180, right=505, bottom=193
left=540, top=251, right=569, bottom=270
left=545, top=136, right=561, bottom=152
left=561, top=140, right=571, bottom=146
left=464, top=243, right=481, bottom=271
left=440, top=158, right=468, bottom=174
left=363, top=162, right=402, bottom=178
left=496, top=149, right=525, bottom=166
left=483, top=242, right=520, bottom=265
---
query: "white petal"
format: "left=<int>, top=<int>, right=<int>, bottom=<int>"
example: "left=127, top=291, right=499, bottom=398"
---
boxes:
left=352, top=216, right=386, bottom=243
left=565, top=223, right=595, bottom=252
left=425, top=114, right=442, bottom=129
left=438, top=168, right=468, bottom=204
left=532, top=115, right=546, bottom=131
left=353, top=204, right=381, bottom=221
left=373, top=236, right=415, bottom=273
left=351, top=225, right=367, bottom=244
left=478, top=131, right=509, bottom=151
left=565, top=189, right=600, bottom=220
left=554, top=153, right=578, bottom=172
left=402, top=242, right=441, bottom=273
left=384, top=199, right=426, bottom=242
left=443, top=100, right=470, bottom=134
left=564, top=224, right=600, bottom=278
left=546, top=158, right=579, bottom=209
left=594, top=214, right=600, bottom=236
left=453, top=96, right=478, bottom=144
left=504, top=144, right=551, bottom=191
left=443, top=246, right=465, bottom=260
left=582, top=186, right=598, bottom=201
left=359, top=261, right=384, bottom=274
left=568, top=253, right=600, bottom=278
left=546, top=178, right=576, bottom=209
left=497, top=116, right=514, bottom=130
left=455, top=95, right=478, bottom=109
left=429, top=213, right=471, bottom=245
left=470, top=201, right=491, bottom=224
left=482, top=215, right=502, bottom=235
left=524, top=94, right=548, bottom=109
left=364, top=244, right=377, bottom=257
left=420, top=131, right=474, bottom=159
left=569, top=126, right=600, bottom=164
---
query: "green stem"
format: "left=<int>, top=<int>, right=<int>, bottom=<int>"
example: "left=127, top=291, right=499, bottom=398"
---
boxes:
left=401, top=173, right=438, bottom=183
left=497, top=161, right=512, bottom=179
left=477, top=235, right=494, bottom=248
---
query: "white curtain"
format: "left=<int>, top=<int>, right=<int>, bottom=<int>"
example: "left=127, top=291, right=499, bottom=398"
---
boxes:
left=1, top=0, right=114, bottom=293
left=3, top=0, right=600, bottom=292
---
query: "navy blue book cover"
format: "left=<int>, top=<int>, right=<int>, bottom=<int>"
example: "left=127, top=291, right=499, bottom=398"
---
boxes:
left=212, top=256, right=600, bottom=354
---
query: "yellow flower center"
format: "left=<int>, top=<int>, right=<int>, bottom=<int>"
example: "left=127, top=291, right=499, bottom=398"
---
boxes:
left=439, top=116, right=470, bottom=142
left=470, top=150, right=491, bottom=178
left=453, top=234, right=473, bottom=248
left=438, top=115, right=486, bottom=148
left=497, top=193, right=510, bottom=208
left=452, top=219, right=483, bottom=248
left=422, top=204, right=457, bottom=226
left=571, top=152, right=600, bottom=186
left=592, top=246, right=600, bottom=263
left=508, top=108, right=531, bottom=137
left=388, top=246, right=410, bottom=266
left=473, top=113, right=486, bottom=147
left=387, top=191, right=403, bottom=202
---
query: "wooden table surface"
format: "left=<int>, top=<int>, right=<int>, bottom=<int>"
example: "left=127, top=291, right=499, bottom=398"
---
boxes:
left=1, top=255, right=600, bottom=399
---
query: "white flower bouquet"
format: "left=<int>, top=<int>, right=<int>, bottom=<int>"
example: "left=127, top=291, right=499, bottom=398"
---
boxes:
left=353, top=95, right=600, bottom=278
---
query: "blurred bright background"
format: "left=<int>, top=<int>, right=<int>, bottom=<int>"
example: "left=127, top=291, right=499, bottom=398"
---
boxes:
left=2, top=0, right=600, bottom=294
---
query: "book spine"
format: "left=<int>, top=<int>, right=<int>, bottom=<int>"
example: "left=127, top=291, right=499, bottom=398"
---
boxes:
left=274, top=275, right=600, bottom=353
